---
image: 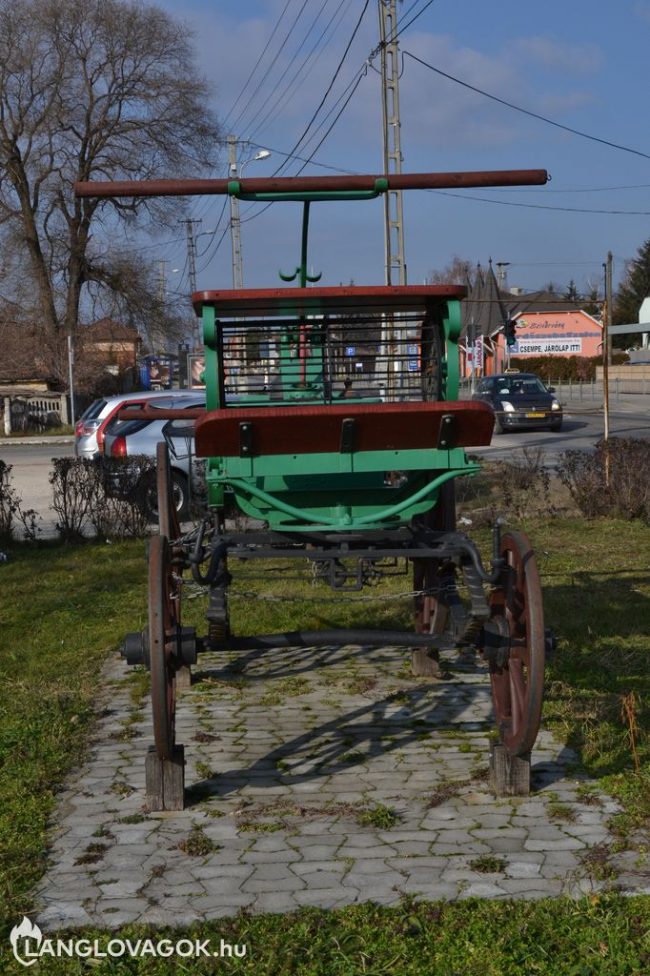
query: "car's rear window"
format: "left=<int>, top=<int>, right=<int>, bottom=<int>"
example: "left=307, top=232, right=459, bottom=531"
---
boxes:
left=79, top=398, right=107, bottom=421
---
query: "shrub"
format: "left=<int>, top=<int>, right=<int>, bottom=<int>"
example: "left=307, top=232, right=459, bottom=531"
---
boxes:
left=509, top=354, right=629, bottom=383
left=49, top=457, right=103, bottom=542
left=49, top=456, right=156, bottom=542
left=0, top=458, right=41, bottom=543
left=557, top=438, right=650, bottom=522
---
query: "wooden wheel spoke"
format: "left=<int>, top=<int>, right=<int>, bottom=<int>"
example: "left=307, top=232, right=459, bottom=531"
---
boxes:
left=509, top=660, right=526, bottom=735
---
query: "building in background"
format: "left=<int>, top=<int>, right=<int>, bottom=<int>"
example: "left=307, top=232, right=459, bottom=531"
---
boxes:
left=459, top=261, right=596, bottom=378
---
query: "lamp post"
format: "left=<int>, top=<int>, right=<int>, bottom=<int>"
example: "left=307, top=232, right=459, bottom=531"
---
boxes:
left=227, top=136, right=271, bottom=289
left=226, top=138, right=271, bottom=390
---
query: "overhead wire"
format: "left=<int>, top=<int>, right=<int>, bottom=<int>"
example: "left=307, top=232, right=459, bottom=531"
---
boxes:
left=248, top=0, right=351, bottom=142
left=271, top=0, right=372, bottom=177
left=228, top=0, right=312, bottom=136
left=242, top=0, right=343, bottom=138
left=403, top=50, right=650, bottom=163
left=430, top=189, right=650, bottom=216
left=220, top=0, right=295, bottom=132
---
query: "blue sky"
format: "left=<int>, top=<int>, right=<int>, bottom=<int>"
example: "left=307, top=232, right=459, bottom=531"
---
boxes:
left=151, top=0, right=650, bottom=301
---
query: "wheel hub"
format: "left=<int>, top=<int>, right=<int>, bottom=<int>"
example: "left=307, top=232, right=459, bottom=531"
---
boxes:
left=481, top=616, right=511, bottom=668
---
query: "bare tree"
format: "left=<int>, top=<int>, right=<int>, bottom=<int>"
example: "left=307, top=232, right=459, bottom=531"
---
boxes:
left=0, top=0, right=220, bottom=343
left=428, top=255, right=474, bottom=286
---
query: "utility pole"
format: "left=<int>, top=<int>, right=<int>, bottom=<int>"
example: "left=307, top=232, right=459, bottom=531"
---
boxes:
left=180, top=218, right=202, bottom=349
left=228, top=135, right=244, bottom=289
left=378, top=1, right=406, bottom=398
left=602, top=251, right=613, bottom=483
left=156, top=259, right=168, bottom=357
left=180, top=218, right=201, bottom=293
left=378, top=0, right=406, bottom=286
left=157, top=259, right=167, bottom=304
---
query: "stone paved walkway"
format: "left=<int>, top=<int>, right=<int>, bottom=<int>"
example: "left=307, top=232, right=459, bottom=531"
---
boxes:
left=35, top=644, right=648, bottom=929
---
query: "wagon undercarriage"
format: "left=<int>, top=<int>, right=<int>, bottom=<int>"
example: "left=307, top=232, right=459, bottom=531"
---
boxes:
left=123, top=462, right=551, bottom=810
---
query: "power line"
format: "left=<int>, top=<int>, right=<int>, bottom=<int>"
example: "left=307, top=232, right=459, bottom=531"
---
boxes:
left=221, top=0, right=294, bottom=131
left=273, top=0, right=372, bottom=176
left=243, top=0, right=344, bottom=137
left=430, top=189, right=650, bottom=216
left=229, top=0, right=312, bottom=135
left=403, top=50, right=650, bottom=162
left=248, top=0, right=351, bottom=142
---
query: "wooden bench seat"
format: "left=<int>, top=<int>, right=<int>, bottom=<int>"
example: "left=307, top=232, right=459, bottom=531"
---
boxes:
left=194, top=400, right=494, bottom=458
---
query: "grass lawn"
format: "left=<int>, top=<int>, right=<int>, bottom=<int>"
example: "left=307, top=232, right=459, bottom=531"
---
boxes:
left=0, top=518, right=648, bottom=973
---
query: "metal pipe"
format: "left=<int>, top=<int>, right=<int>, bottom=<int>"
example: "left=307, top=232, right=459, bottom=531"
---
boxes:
left=75, top=169, right=549, bottom=199
left=206, top=629, right=458, bottom=651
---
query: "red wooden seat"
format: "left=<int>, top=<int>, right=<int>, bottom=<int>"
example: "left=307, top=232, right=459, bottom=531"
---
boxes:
left=195, top=400, right=494, bottom=457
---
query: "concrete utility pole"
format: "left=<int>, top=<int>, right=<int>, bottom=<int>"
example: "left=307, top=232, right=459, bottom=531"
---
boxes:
left=157, top=259, right=167, bottom=304
left=602, top=250, right=613, bottom=485
left=180, top=218, right=201, bottom=294
left=378, top=0, right=406, bottom=286
left=228, top=135, right=244, bottom=289
left=378, top=1, right=407, bottom=398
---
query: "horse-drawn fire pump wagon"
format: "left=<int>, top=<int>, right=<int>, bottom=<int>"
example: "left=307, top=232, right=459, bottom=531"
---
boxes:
left=76, top=169, right=553, bottom=810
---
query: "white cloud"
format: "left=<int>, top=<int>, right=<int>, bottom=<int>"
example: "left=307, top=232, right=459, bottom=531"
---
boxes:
left=633, top=2, right=650, bottom=24
left=512, top=35, right=603, bottom=74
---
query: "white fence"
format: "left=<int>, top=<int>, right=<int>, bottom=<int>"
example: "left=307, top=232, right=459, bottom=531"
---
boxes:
left=2, top=393, right=69, bottom=434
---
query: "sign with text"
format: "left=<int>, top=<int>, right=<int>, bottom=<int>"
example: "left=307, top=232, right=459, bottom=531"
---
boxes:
left=516, top=337, right=582, bottom=355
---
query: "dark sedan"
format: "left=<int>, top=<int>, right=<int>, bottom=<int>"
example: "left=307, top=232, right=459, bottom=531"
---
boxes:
left=472, top=372, right=563, bottom=434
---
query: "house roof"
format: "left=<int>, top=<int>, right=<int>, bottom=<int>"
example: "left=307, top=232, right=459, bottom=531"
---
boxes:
left=82, top=318, right=141, bottom=342
left=460, top=263, right=585, bottom=341
left=461, top=261, right=510, bottom=340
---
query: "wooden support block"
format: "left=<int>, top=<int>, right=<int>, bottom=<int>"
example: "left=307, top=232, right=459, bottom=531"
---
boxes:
left=145, top=745, right=185, bottom=811
left=175, top=665, right=192, bottom=691
left=489, top=741, right=531, bottom=797
left=411, top=647, right=444, bottom=678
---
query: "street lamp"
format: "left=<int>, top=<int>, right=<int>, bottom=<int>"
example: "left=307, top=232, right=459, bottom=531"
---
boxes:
left=227, top=136, right=271, bottom=289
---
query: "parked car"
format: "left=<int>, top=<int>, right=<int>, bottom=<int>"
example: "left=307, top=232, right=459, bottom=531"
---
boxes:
left=74, top=390, right=183, bottom=460
left=102, top=394, right=205, bottom=520
left=472, top=372, right=563, bottom=434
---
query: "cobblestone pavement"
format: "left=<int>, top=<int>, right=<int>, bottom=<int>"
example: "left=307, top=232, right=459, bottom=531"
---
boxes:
left=35, top=644, right=648, bottom=929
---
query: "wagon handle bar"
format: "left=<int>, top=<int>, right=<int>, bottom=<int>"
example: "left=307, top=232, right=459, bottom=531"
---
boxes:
left=75, top=169, right=548, bottom=199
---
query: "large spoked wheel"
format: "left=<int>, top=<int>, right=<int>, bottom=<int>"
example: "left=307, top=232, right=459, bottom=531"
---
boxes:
left=488, top=530, right=545, bottom=756
left=156, top=441, right=181, bottom=541
left=148, top=533, right=180, bottom=760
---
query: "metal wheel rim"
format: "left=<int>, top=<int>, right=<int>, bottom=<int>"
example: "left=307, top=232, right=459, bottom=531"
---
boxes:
left=488, top=530, right=545, bottom=755
left=148, top=533, right=178, bottom=759
left=156, top=441, right=180, bottom=540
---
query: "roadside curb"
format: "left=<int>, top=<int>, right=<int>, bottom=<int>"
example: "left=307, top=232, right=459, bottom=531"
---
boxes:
left=0, top=437, right=74, bottom=446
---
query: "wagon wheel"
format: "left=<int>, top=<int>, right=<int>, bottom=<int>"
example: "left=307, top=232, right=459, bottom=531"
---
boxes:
left=156, top=440, right=181, bottom=541
left=412, top=481, right=456, bottom=677
left=487, top=530, right=545, bottom=756
left=148, top=533, right=181, bottom=759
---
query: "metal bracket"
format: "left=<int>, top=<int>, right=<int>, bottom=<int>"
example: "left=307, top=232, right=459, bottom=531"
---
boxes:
left=239, top=421, right=253, bottom=457
left=436, top=414, right=457, bottom=449
left=340, top=418, right=356, bottom=454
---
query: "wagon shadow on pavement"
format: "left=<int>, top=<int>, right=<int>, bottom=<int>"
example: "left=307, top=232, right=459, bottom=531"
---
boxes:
left=184, top=643, right=556, bottom=806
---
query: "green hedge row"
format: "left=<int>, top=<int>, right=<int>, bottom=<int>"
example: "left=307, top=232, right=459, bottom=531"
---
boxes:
left=509, top=353, right=629, bottom=382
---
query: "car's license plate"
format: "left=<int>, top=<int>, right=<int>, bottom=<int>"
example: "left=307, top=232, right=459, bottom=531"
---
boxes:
left=526, top=412, right=545, bottom=418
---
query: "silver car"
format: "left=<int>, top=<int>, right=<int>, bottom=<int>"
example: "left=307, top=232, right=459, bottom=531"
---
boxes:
left=102, top=394, right=205, bottom=520
left=74, top=390, right=185, bottom=460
